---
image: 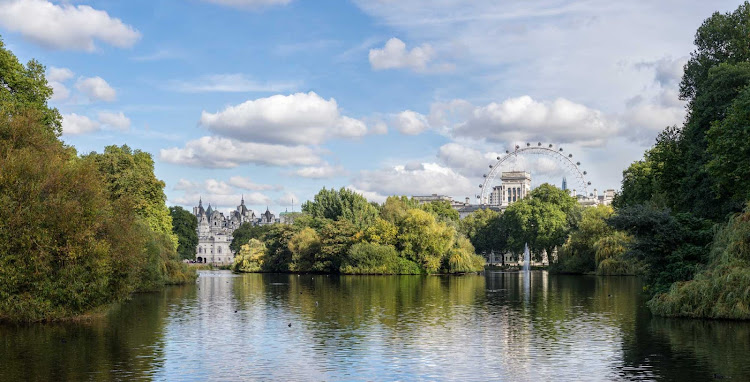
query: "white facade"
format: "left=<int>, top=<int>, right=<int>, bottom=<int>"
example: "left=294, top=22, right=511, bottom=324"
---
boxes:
left=193, top=197, right=257, bottom=265
left=488, top=171, right=532, bottom=207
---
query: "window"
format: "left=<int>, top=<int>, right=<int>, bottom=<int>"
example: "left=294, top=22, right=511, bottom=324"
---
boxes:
left=218, top=247, right=222, bottom=254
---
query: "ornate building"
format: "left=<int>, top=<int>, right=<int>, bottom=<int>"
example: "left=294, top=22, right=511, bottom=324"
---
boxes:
left=193, top=197, right=257, bottom=264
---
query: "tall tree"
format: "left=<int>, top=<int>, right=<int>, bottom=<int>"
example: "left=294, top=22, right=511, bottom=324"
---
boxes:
left=169, top=206, right=198, bottom=260
left=302, top=187, right=378, bottom=230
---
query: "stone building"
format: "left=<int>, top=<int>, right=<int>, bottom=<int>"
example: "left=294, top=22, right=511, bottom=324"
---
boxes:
left=193, top=197, right=257, bottom=264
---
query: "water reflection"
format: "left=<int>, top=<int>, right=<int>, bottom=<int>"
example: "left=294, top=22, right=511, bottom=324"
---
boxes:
left=1, top=271, right=749, bottom=381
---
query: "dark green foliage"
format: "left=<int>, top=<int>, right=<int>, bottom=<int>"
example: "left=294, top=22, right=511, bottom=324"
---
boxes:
left=460, top=208, right=505, bottom=255
left=552, top=205, right=619, bottom=274
left=301, top=187, right=378, bottom=229
left=262, top=224, right=298, bottom=272
left=608, top=205, right=714, bottom=295
left=170, top=206, right=198, bottom=260
left=648, top=205, right=750, bottom=319
left=229, top=223, right=271, bottom=253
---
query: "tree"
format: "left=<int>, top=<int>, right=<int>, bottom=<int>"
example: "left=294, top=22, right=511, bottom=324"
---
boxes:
left=553, top=205, right=616, bottom=274
left=0, top=37, right=61, bottom=135
left=397, top=209, right=454, bottom=273
left=169, top=206, right=198, bottom=260
left=288, top=227, right=321, bottom=272
left=84, top=145, right=177, bottom=246
left=706, top=84, right=750, bottom=213
left=302, top=188, right=378, bottom=229
left=232, top=239, right=266, bottom=273
left=608, top=205, right=714, bottom=295
left=229, top=223, right=271, bottom=253
left=420, top=200, right=459, bottom=223
left=380, top=196, right=419, bottom=224
left=460, top=208, right=503, bottom=255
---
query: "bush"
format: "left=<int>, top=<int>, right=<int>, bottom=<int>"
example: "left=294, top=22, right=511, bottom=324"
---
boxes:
left=648, top=205, right=750, bottom=319
left=340, top=242, right=421, bottom=274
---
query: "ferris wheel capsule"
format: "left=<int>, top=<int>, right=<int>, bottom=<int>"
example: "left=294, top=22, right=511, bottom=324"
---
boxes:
left=538, top=142, right=542, bottom=146
left=583, top=171, right=588, bottom=175
left=526, top=142, right=530, bottom=146
left=576, top=162, right=581, bottom=166
left=548, top=144, right=553, bottom=148
left=568, top=154, right=573, bottom=158
left=479, top=184, right=483, bottom=188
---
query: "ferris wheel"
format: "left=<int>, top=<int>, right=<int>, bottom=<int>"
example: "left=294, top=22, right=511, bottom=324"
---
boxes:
left=477, top=142, right=590, bottom=205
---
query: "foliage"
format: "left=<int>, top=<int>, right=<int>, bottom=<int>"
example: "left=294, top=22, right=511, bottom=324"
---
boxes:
left=442, top=237, right=485, bottom=273
left=301, top=187, right=379, bottom=229
left=0, top=111, right=143, bottom=322
left=459, top=207, right=504, bottom=255
left=397, top=209, right=455, bottom=273
left=340, top=242, right=421, bottom=274
left=420, top=200, right=459, bottom=223
left=648, top=205, right=750, bottom=319
left=380, top=196, right=419, bottom=224
left=363, top=218, right=398, bottom=246
left=232, top=239, right=266, bottom=273
left=608, top=205, right=714, bottom=295
left=288, top=227, right=321, bottom=272
left=262, top=224, right=298, bottom=272
left=83, top=145, right=177, bottom=246
left=552, top=205, right=616, bottom=274
left=0, top=37, right=61, bottom=135
left=503, top=190, right=571, bottom=258
left=229, top=223, right=271, bottom=253
left=594, top=231, right=638, bottom=276
left=170, top=206, right=198, bottom=260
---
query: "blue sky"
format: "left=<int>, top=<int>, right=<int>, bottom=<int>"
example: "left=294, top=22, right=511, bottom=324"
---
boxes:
left=0, top=0, right=743, bottom=214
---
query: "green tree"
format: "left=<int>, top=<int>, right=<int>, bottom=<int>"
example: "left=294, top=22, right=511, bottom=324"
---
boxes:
left=302, top=187, right=378, bottom=229
left=229, top=223, right=271, bottom=253
left=315, top=219, right=358, bottom=272
left=169, top=206, right=198, bottom=260
left=288, top=227, right=321, bottom=272
left=502, top=186, right=572, bottom=260
left=553, top=205, right=616, bottom=274
left=232, top=239, right=266, bottom=273
left=706, top=85, right=750, bottom=213
left=608, top=205, right=714, bottom=295
left=0, top=37, right=61, bottom=135
left=397, top=209, right=454, bottom=273
left=84, top=145, right=177, bottom=245
left=420, top=200, right=459, bottom=223
left=460, top=208, right=504, bottom=255
left=380, top=196, right=419, bottom=224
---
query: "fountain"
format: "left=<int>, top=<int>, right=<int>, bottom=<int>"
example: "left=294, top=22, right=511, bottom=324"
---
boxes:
left=523, top=243, right=531, bottom=272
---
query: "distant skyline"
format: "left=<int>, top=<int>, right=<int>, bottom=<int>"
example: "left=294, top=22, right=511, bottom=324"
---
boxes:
left=1, top=0, right=742, bottom=213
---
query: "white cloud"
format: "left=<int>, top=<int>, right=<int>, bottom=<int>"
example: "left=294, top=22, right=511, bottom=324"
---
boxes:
left=0, top=0, right=140, bottom=51
left=169, top=74, right=298, bottom=93
left=369, top=37, right=434, bottom=71
left=159, top=136, right=323, bottom=168
left=49, top=81, right=70, bottom=101
left=47, top=67, right=74, bottom=82
left=228, top=176, right=279, bottom=191
left=275, top=192, right=298, bottom=207
left=75, top=76, right=116, bottom=102
left=294, top=163, right=346, bottom=179
left=394, top=110, right=430, bottom=135
left=353, top=162, right=473, bottom=199
left=171, top=178, right=273, bottom=210
left=200, top=0, right=292, bottom=9
left=434, top=96, right=618, bottom=147
left=199, top=92, right=367, bottom=145
left=370, top=121, right=388, bottom=135
left=98, top=111, right=131, bottom=131
left=62, top=113, right=100, bottom=135
left=345, top=185, right=387, bottom=204
left=636, top=56, right=688, bottom=87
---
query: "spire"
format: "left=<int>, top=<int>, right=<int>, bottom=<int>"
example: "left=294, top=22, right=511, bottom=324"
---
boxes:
left=241, top=194, right=245, bottom=205
left=199, top=196, right=203, bottom=207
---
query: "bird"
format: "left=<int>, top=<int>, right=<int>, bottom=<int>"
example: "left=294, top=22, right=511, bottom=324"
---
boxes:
left=234, top=310, right=237, bottom=313
left=288, top=323, right=292, bottom=327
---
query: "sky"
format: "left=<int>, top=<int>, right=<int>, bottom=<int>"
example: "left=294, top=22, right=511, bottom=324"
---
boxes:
left=0, top=0, right=743, bottom=214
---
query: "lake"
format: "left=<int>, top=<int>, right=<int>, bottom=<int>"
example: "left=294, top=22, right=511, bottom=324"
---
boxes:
left=1, top=270, right=749, bottom=381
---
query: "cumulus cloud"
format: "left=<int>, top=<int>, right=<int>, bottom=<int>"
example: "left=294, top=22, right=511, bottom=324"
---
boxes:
left=294, top=163, right=346, bottom=179
left=47, top=67, right=74, bottom=82
left=636, top=56, right=688, bottom=87
left=75, top=76, right=116, bottom=102
left=394, top=110, right=429, bottom=135
left=353, top=162, right=473, bottom=199
left=49, top=81, right=70, bottom=101
left=159, top=136, right=323, bottom=168
left=228, top=176, right=279, bottom=191
left=98, top=111, right=131, bottom=131
left=171, top=178, right=273, bottom=210
left=275, top=191, right=298, bottom=207
left=437, top=143, right=498, bottom=176
left=199, top=92, right=367, bottom=145
left=169, top=74, right=298, bottom=93
left=200, top=0, right=292, bottom=9
left=369, top=38, right=434, bottom=71
left=0, top=0, right=140, bottom=51
left=345, top=185, right=387, bottom=204
left=62, top=113, right=100, bottom=135
left=433, top=96, right=618, bottom=147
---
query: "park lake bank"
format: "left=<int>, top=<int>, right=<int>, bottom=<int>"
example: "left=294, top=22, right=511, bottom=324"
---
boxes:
left=2, top=270, right=749, bottom=381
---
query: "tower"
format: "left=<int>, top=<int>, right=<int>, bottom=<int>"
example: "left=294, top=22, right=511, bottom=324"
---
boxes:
left=562, top=177, right=567, bottom=191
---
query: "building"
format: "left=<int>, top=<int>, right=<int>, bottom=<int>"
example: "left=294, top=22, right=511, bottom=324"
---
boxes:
left=193, top=197, right=281, bottom=264
left=487, top=171, right=532, bottom=208
left=413, top=194, right=453, bottom=204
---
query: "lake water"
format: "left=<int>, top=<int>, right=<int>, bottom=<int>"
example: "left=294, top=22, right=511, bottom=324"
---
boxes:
left=2, top=270, right=749, bottom=381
